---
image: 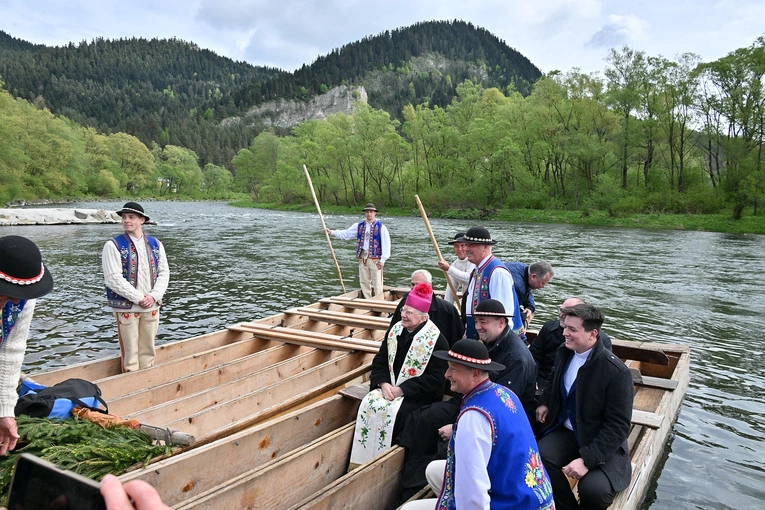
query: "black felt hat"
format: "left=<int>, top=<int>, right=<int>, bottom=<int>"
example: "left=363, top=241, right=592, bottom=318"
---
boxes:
left=433, top=338, right=506, bottom=371
left=447, top=232, right=466, bottom=245
left=470, top=299, right=513, bottom=318
left=362, top=203, right=378, bottom=212
left=116, top=202, right=149, bottom=222
left=458, top=226, right=497, bottom=245
left=0, top=236, right=54, bottom=300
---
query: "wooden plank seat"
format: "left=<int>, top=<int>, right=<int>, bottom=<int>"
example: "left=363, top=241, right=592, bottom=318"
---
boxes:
left=229, top=322, right=381, bottom=353
left=611, top=344, right=669, bottom=366
left=288, top=307, right=392, bottom=330
left=630, top=368, right=679, bottom=391
left=320, top=297, right=400, bottom=314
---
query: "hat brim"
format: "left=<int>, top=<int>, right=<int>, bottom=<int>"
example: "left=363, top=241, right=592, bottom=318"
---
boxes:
left=433, top=349, right=506, bottom=371
left=362, top=208, right=377, bottom=212
left=116, top=208, right=150, bottom=222
left=455, top=237, right=497, bottom=245
left=470, top=311, right=514, bottom=318
left=0, top=263, right=54, bottom=300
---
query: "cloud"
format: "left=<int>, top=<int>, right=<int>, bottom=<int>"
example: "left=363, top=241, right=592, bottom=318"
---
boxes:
left=586, top=13, right=649, bottom=49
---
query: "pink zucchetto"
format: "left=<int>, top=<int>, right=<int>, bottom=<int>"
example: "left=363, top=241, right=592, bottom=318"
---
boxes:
left=405, top=282, right=432, bottom=313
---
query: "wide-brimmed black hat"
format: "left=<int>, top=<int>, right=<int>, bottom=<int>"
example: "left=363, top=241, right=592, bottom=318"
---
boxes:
left=458, top=226, right=497, bottom=245
left=447, top=232, right=466, bottom=245
left=116, top=202, right=149, bottom=222
left=433, top=338, right=506, bottom=371
left=0, top=236, right=54, bottom=300
left=362, top=203, right=378, bottom=212
left=470, top=299, right=513, bottom=318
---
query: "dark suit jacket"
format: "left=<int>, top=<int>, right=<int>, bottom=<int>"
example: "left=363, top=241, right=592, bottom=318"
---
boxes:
left=538, top=339, right=633, bottom=491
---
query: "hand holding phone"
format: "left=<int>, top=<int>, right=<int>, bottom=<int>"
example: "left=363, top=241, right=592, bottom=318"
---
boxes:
left=100, top=475, right=171, bottom=510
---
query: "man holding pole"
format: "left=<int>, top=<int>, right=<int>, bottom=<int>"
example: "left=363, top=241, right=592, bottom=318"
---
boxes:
left=325, top=203, right=390, bottom=299
left=437, top=232, right=475, bottom=305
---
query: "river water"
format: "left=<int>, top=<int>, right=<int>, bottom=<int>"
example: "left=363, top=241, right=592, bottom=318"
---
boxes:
left=4, top=201, right=764, bottom=509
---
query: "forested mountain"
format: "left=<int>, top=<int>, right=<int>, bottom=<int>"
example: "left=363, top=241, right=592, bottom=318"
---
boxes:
left=0, top=31, right=279, bottom=164
left=0, top=21, right=541, bottom=166
left=219, top=20, right=542, bottom=119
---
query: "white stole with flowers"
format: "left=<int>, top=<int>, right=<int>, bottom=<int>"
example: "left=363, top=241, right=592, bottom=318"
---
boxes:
left=349, top=320, right=440, bottom=467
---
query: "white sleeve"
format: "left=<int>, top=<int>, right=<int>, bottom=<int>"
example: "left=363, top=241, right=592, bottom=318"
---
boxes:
left=331, top=222, right=360, bottom=241
left=453, top=410, right=492, bottom=509
left=447, top=261, right=472, bottom=286
left=0, top=301, right=34, bottom=417
left=380, top=224, right=391, bottom=263
left=102, top=241, right=143, bottom=304
left=148, top=241, right=170, bottom=302
left=489, top=268, right=517, bottom=321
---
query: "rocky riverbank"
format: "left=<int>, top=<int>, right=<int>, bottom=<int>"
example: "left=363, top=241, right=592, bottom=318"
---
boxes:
left=0, top=208, right=120, bottom=226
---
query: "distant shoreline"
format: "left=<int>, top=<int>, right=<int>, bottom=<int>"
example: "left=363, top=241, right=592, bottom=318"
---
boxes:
left=0, top=208, right=121, bottom=226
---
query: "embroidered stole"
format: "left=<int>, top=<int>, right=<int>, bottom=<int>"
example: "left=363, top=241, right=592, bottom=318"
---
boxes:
left=349, top=320, right=440, bottom=466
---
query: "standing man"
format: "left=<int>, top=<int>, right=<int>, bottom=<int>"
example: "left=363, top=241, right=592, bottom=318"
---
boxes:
left=437, top=232, right=475, bottom=305
left=402, top=339, right=555, bottom=510
left=505, top=261, right=554, bottom=336
left=458, top=226, right=519, bottom=340
left=0, top=235, right=54, bottom=455
left=390, top=270, right=464, bottom=347
left=536, top=304, right=632, bottom=510
left=103, top=202, right=169, bottom=373
left=325, top=203, right=390, bottom=299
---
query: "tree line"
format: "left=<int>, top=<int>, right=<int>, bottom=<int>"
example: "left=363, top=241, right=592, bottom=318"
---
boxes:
left=2, top=38, right=763, bottom=219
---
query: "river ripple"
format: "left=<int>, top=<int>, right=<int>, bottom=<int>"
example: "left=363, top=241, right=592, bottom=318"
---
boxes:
left=5, top=201, right=764, bottom=509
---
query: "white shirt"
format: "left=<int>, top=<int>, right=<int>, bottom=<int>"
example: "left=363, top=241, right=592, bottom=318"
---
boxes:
left=453, top=409, right=493, bottom=509
left=562, top=347, right=592, bottom=430
left=102, top=234, right=170, bottom=311
left=332, top=220, right=391, bottom=263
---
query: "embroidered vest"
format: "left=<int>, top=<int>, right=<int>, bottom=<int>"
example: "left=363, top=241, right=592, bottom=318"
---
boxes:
left=465, top=256, right=506, bottom=339
left=1, top=300, right=27, bottom=346
left=356, top=220, right=383, bottom=259
left=105, top=233, right=161, bottom=309
left=438, top=379, right=555, bottom=510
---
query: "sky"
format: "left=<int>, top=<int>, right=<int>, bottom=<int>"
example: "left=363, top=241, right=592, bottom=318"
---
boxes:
left=2, top=0, right=764, bottom=75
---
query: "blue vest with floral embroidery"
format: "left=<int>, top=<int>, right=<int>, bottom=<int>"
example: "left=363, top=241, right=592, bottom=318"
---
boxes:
left=1, top=300, right=27, bottom=346
left=437, top=379, right=554, bottom=510
left=105, top=233, right=161, bottom=309
left=355, top=220, right=383, bottom=259
left=465, top=256, right=506, bottom=339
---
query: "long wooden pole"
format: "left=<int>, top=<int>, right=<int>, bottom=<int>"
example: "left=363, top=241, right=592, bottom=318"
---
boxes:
left=414, top=195, right=460, bottom=308
left=304, top=165, right=346, bottom=293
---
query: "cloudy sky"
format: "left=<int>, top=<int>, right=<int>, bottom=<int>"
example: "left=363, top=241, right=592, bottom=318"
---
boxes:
left=2, top=0, right=763, bottom=75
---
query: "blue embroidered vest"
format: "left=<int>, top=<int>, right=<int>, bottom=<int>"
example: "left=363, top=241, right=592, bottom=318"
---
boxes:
left=105, top=233, right=161, bottom=309
left=438, top=379, right=555, bottom=510
left=465, top=256, right=506, bottom=339
left=1, top=300, right=27, bottom=346
left=355, top=220, right=383, bottom=259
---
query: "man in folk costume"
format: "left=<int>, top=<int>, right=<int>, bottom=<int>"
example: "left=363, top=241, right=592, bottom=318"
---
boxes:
left=401, top=339, right=555, bottom=510
left=437, top=232, right=475, bottom=305
left=102, top=202, right=169, bottom=372
left=0, top=236, right=54, bottom=455
left=349, top=282, right=448, bottom=469
left=458, top=226, right=520, bottom=340
left=325, top=203, right=391, bottom=299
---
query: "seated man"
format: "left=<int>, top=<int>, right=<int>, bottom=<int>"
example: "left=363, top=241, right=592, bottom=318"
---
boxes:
left=349, top=282, right=448, bottom=469
left=391, top=269, right=464, bottom=347
left=536, top=304, right=633, bottom=510
left=397, top=299, right=537, bottom=498
left=402, top=339, right=554, bottom=510
left=530, top=297, right=612, bottom=392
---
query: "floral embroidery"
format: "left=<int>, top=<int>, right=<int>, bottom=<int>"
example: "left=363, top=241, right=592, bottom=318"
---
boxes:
left=495, top=386, right=518, bottom=412
left=1, top=301, right=26, bottom=345
left=525, top=448, right=554, bottom=505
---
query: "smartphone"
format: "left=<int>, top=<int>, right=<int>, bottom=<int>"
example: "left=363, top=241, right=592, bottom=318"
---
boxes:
left=5, top=453, right=106, bottom=510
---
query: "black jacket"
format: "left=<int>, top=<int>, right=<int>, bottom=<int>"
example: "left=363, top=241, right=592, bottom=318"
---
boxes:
left=391, top=293, right=464, bottom=347
left=538, top=338, right=633, bottom=491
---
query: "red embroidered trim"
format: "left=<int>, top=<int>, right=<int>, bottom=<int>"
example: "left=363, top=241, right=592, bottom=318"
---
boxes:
left=0, top=264, right=45, bottom=286
left=448, top=350, right=492, bottom=365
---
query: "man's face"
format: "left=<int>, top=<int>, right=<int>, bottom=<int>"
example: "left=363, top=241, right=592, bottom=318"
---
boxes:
left=453, top=242, right=467, bottom=260
left=465, top=243, right=488, bottom=265
left=0, top=295, right=21, bottom=308
left=410, top=272, right=428, bottom=288
left=562, top=316, right=598, bottom=354
left=558, top=298, right=582, bottom=323
left=364, top=210, right=376, bottom=222
left=121, top=212, right=145, bottom=236
left=401, top=305, right=426, bottom=330
left=445, top=361, right=475, bottom=394
left=475, top=316, right=505, bottom=344
left=529, top=272, right=552, bottom=290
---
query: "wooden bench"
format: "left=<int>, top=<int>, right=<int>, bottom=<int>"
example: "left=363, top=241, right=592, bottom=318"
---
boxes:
left=288, top=307, right=391, bottom=330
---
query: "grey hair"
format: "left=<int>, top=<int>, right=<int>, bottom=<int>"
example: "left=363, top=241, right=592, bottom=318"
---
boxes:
left=411, top=269, right=433, bottom=284
left=529, top=261, right=554, bottom=279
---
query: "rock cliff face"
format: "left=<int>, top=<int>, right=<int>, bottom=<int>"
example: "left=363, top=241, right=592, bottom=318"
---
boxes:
left=221, top=85, right=368, bottom=129
left=0, top=208, right=120, bottom=226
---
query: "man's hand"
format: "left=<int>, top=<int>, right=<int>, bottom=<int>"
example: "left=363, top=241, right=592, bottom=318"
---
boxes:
left=437, top=424, right=453, bottom=441
left=139, top=294, right=156, bottom=308
left=101, top=474, right=172, bottom=509
left=536, top=405, right=549, bottom=424
left=562, top=458, right=589, bottom=480
left=437, top=260, right=450, bottom=272
left=375, top=261, right=384, bottom=269
left=379, top=383, right=402, bottom=400
left=524, top=309, right=533, bottom=325
left=0, top=417, right=19, bottom=455
left=323, top=228, right=332, bottom=235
